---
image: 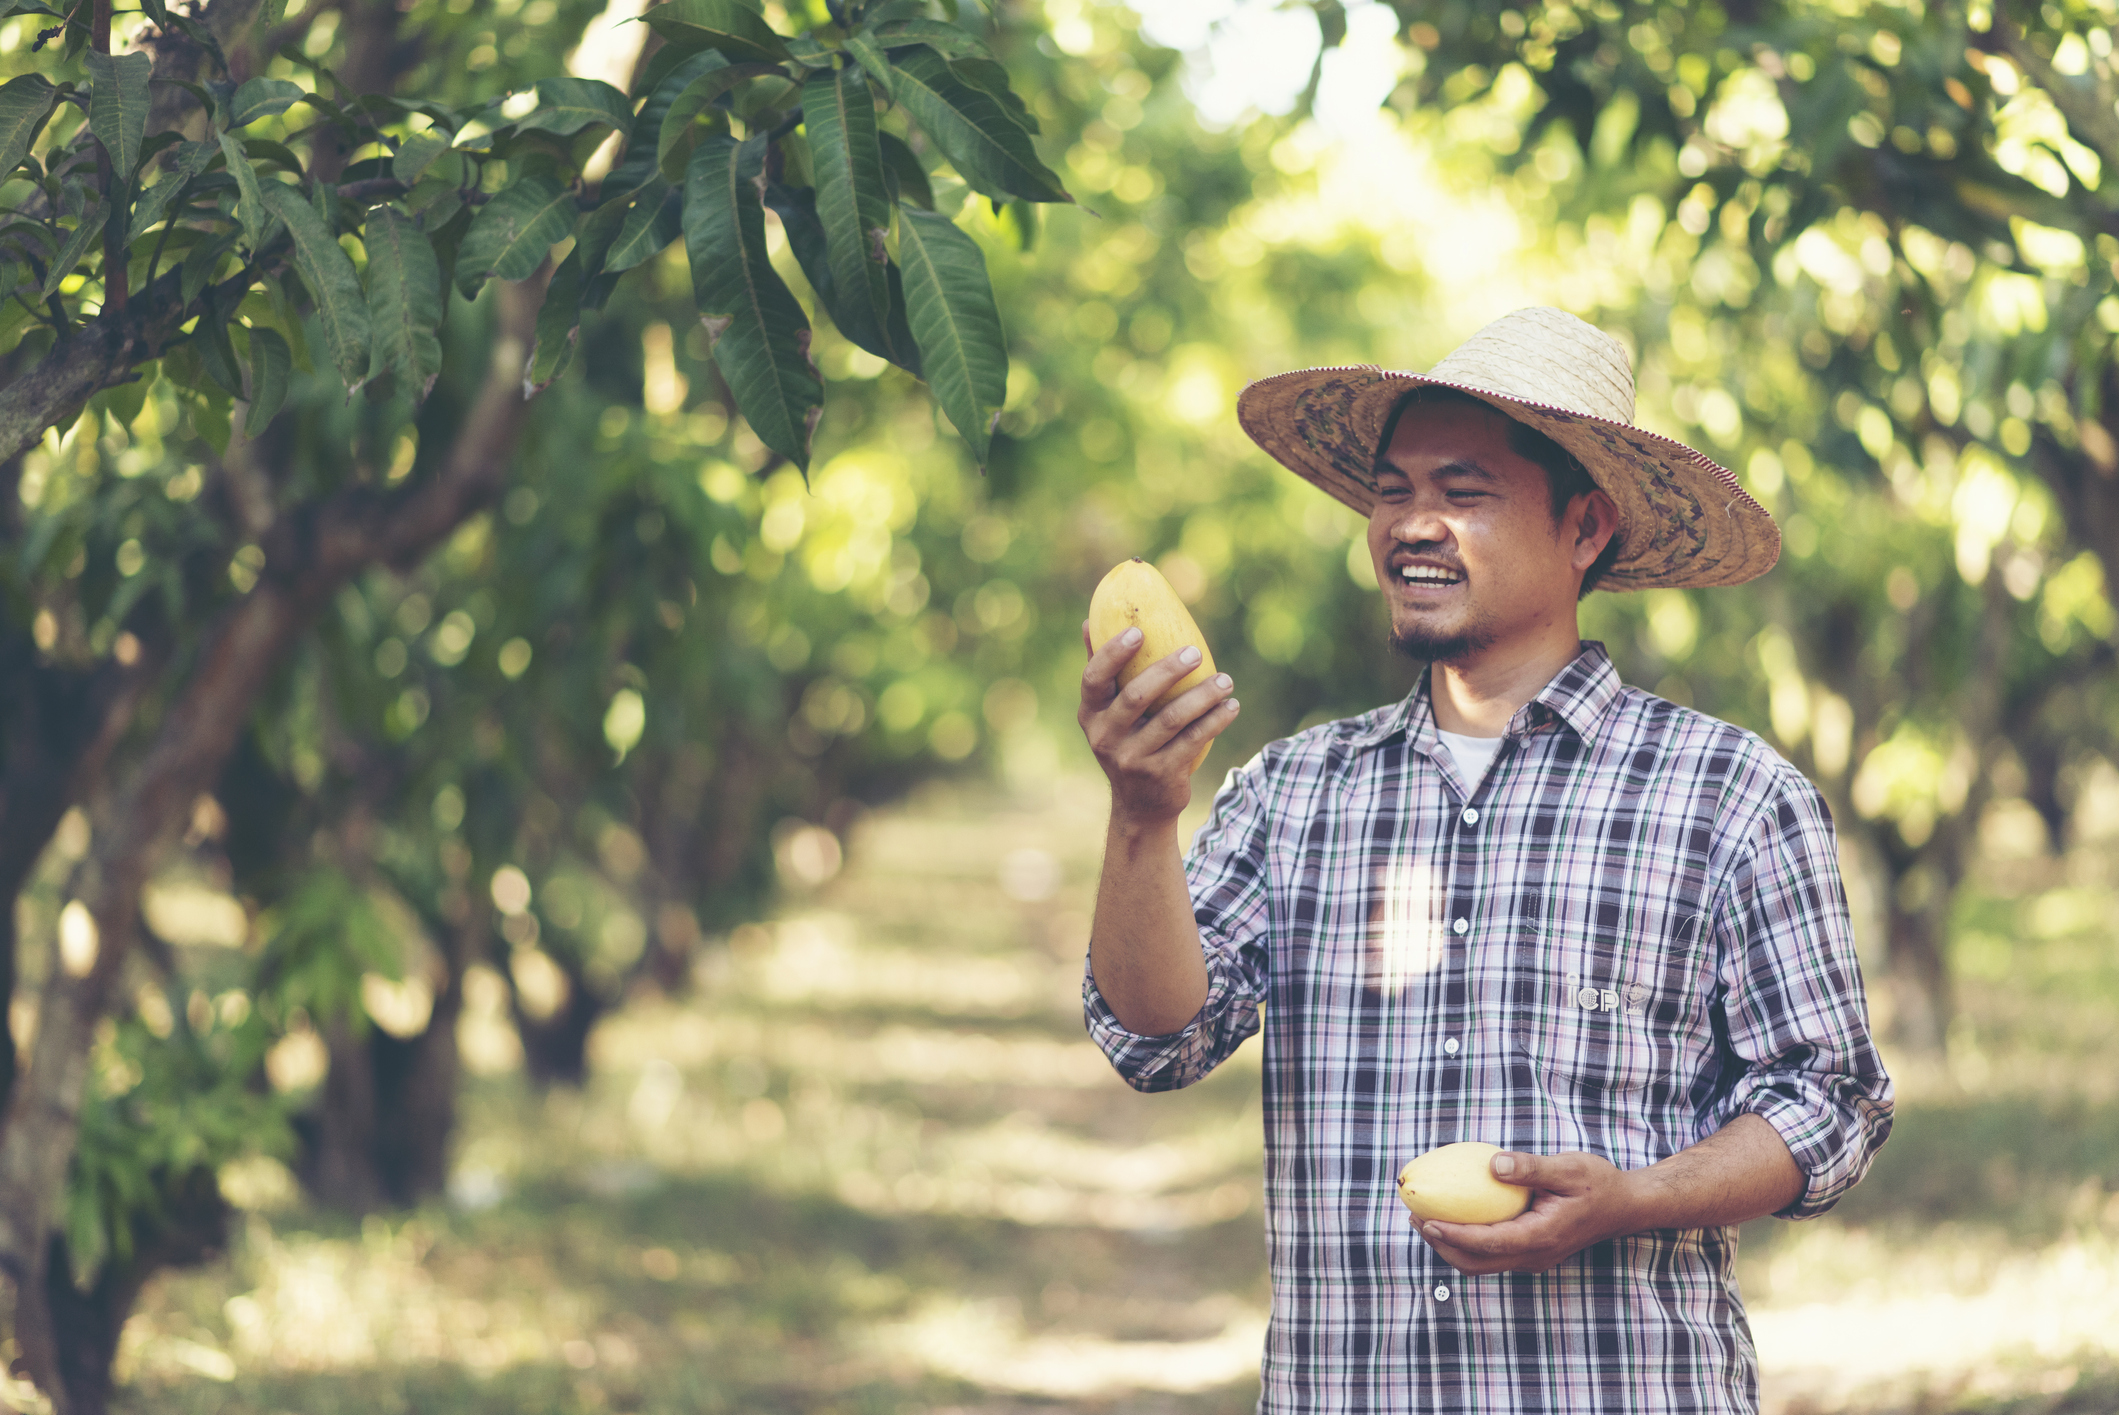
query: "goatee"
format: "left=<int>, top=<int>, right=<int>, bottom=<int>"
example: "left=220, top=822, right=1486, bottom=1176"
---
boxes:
left=1390, top=624, right=1493, bottom=665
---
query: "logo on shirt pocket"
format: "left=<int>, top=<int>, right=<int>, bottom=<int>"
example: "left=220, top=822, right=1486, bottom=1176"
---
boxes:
left=1561, top=971, right=1651, bottom=1015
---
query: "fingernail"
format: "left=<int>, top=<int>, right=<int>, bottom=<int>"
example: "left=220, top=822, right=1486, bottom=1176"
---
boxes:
left=1492, top=1154, right=1515, bottom=1177
left=1214, top=674, right=1232, bottom=689
left=1122, top=628, right=1142, bottom=646
left=1180, top=646, right=1201, bottom=665
left=1225, top=699, right=1240, bottom=713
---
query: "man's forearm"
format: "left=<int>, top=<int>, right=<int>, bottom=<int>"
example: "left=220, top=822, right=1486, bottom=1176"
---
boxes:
left=1615, top=1111, right=1805, bottom=1231
left=1088, top=811, right=1210, bottom=1036
left=1424, top=1112, right=1807, bottom=1274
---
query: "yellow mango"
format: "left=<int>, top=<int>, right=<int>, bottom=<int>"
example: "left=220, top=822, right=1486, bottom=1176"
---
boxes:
left=1396, top=1142, right=1532, bottom=1225
left=1088, top=558, right=1218, bottom=771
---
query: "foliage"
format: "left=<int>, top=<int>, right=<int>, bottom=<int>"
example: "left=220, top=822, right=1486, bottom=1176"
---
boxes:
left=0, top=0, right=1068, bottom=473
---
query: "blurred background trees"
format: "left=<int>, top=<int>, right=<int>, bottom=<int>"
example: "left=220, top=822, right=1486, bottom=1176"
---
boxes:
left=2, top=0, right=2116, bottom=1410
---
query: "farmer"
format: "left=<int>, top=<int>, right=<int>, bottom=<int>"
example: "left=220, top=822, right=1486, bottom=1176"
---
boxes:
left=1075, top=307, right=1893, bottom=1413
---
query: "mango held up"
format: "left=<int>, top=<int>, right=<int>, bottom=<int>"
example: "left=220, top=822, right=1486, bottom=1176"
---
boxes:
left=1088, top=558, right=1218, bottom=772
left=1396, top=1142, right=1532, bottom=1225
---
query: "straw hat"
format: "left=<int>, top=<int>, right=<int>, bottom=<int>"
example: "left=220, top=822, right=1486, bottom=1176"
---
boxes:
left=1234, top=307, right=1780, bottom=590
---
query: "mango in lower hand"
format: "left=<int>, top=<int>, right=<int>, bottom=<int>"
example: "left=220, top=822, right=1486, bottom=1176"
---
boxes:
left=1397, top=1142, right=1532, bottom=1225
left=1088, top=558, right=1218, bottom=771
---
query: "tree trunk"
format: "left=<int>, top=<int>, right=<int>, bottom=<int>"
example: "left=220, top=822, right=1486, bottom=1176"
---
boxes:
left=42, top=1168, right=228, bottom=1415
left=0, top=272, right=546, bottom=1414
left=299, top=956, right=466, bottom=1210
left=1881, top=882, right=1952, bottom=1058
left=513, top=955, right=605, bottom=1089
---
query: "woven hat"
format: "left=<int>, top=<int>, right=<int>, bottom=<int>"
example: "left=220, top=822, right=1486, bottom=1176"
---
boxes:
left=1234, top=307, right=1780, bottom=590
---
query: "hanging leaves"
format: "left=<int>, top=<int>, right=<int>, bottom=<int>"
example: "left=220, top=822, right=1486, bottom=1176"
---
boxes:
left=805, top=65, right=914, bottom=369
left=896, top=206, right=1006, bottom=468
left=684, top=135, right=822, bottom=471
left=226, top=77, right=306, bottom=129
left=216, top=132, right=272, bottom=254
left=643, top=0, right=793, bottom=65
left=260, top=182, right=371, bottom=388
left=363, top=205, right=445, bottom=400
left=244, top=326, right=292, bottom=431
left=885, top=48, right=1070, bottom=205
left=0, top=75, right=58, bottom=179
left=85, top=51, right=153, bottom=178
left=454, top=174, right=576, bottom=299
left=0, top=2, right=1071, bottom=472
left=515, top=78, right=635, bottom=140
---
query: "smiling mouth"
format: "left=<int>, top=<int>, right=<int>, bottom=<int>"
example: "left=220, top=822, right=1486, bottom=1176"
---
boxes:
left=1398, top=564, right=1465, bottom=588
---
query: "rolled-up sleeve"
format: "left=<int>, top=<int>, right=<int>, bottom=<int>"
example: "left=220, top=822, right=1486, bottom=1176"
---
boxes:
left=1084, top=759, right=1275, bottom=1092
left=1709, top=771, right=1894, bottom=1219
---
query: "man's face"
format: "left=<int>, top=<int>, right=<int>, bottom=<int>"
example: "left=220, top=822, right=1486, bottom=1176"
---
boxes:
left=1364, top=400, right=1610, bottom=665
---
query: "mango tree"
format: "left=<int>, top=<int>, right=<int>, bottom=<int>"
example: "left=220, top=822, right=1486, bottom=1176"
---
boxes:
left=0, top=0, right=1072, bottom=1405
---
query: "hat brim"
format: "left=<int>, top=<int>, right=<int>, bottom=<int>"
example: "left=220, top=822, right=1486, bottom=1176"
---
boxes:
left=1235, top=366, right=1780, bottom=591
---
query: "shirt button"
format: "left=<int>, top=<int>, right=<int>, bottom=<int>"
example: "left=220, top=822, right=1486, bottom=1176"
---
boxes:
left=1461, top=807, right=1479, bottom=825
left=1452, top=917, right=1469, bottom=935
left=1434, top=1284, right=1451, bottom=1302
left=1442, top=1037, right=1459, bottom=1055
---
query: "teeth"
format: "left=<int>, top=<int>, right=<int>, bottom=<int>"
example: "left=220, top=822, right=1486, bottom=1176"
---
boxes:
left=1400, top=566, right=1461, bottom=585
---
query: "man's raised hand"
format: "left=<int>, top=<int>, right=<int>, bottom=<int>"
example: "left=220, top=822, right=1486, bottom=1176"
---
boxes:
left=1078, top=620, right=1238, bottom=824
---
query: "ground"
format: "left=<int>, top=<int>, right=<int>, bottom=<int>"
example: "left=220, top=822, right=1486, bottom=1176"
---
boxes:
left=106, top=772, right=2119, bottom=1414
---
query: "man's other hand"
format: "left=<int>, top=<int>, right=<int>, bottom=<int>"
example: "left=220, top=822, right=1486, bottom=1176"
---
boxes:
left=1415, top=1150, right=1646, bottom=1275
left=1078, top=620, right=1238, bottom=825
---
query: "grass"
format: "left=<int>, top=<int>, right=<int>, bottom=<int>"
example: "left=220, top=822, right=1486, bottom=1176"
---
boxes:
left=108, top=773, right=2119, bottom=1414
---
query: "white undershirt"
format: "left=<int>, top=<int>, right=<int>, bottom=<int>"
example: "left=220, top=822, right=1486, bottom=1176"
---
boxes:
left=1436, top=728, right=1503, bottom=792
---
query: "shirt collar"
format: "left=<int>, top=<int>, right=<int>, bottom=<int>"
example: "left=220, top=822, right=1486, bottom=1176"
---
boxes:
left=1345, top=640, right=1622, bottom=751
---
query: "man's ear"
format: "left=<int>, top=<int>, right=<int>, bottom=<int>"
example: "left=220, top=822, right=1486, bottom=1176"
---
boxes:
left=1570, top=489, right=1620, bottom=574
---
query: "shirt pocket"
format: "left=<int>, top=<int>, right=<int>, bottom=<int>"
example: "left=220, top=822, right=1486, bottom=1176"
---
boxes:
left=1508, top=917, right=1670, bottom=1100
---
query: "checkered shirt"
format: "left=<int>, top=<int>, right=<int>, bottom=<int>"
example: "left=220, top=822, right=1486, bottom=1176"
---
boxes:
left=1085, top=641, right=1893, bottom=1414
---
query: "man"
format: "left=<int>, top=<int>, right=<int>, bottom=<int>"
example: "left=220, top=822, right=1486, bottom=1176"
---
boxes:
left=1075, top=308, right=1892, bottom=1413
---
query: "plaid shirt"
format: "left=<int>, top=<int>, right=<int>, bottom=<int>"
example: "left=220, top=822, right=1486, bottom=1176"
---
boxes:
left=1085, top=642, right=1892, bottom=1414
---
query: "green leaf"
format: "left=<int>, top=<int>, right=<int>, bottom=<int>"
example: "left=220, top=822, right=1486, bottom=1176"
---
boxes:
left=454, top=173, right=575, bottom=299
left=876, top=131, right=935, bottom=211
left=179, top=228, right=238, bottom=307
left=0, top=75, right=58, bottom=179
left=842, top=32, right=895, bottom=101
left=526, top=245, right=583, bottom=395
left=216, top=130, right=273, bottom=254
left=604, top=179, right=683, bottom=272
left=198, top=301, right=245, bottom=399
left=393, top=128, right=451, bottom=185
left=39, top=197, right=105, bottom=299
left=684, top=135, right=822, bottom=471
left=644, top=0, right=793, bottom=65
left=804, top=66, right=910, bottom=366
left=364, top=204, right=444, bottom=400
left=517, top=77, right=636, bottom=139
left=85, top=51, right=152, bottom=179
left=874, top=19, right=997, bottom=64
left=946, top=56, right=1039, bottom=135
left=245, top=325, right=291, bottom=431
left=227, top=77, right=304, bottom=128
left=260, top=181, right=370, bottom=387
left=657, top=62, right=776, bottom=183
left=896, top=205, right=1005, bottom=467
left=886, top=48, right=1069, bottom=204
left=606, top=50, right=724, bottom=196
left=127, top=140, right=216, bottom=243
left=765, top=181, right=919, bottom=377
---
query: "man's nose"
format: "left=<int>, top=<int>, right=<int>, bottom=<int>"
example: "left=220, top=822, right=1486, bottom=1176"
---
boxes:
left=1388, top=499, right=1451, bottom=545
